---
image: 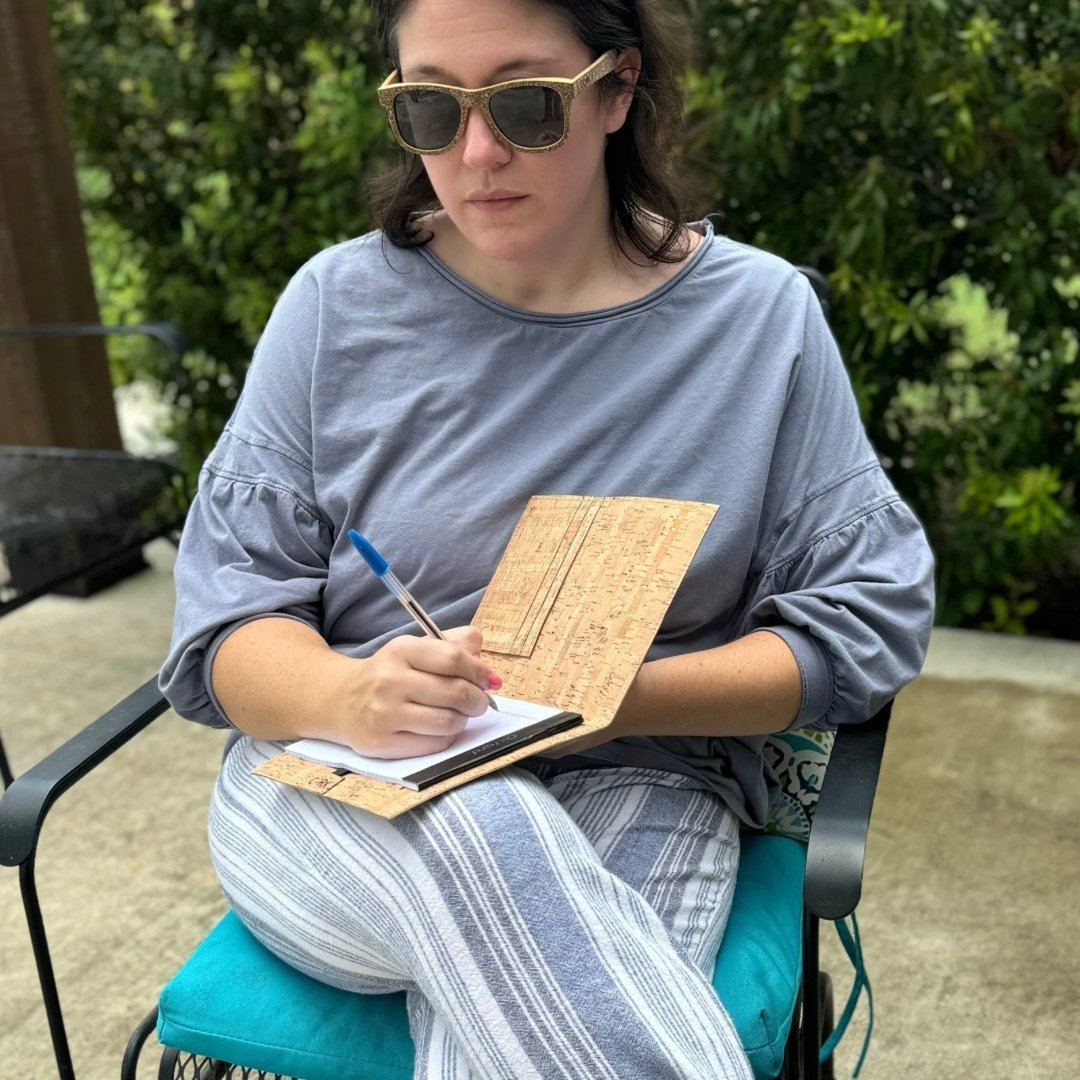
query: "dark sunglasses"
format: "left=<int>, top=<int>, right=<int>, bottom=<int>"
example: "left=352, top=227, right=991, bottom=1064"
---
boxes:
left=377, top=51, right=618, bottom=155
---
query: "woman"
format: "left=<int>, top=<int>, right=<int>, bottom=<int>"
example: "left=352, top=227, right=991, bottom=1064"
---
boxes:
left=161, top=0, right=936, bottom=1076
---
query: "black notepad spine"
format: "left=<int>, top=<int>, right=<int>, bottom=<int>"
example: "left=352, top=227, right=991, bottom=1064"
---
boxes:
left=405, top=711, right=583, bottom=790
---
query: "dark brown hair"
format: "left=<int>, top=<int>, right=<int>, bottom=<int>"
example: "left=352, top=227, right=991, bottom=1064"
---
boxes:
left=365, top=0, right=694, bottom=264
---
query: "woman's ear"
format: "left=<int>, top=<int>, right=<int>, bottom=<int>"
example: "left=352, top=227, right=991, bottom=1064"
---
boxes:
left=603, top=48, right=642, bottom=135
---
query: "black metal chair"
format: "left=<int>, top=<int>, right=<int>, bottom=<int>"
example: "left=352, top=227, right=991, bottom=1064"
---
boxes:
left=0, top=323, right=189, bottom=787
left=0, top=671, right=889, bottom=1080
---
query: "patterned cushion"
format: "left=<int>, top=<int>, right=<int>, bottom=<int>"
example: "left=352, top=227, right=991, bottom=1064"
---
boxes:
left=761, top=727, right=834, bottom=841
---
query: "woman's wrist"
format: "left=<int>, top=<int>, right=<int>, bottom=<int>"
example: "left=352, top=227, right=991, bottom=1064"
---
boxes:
left=302, top=649, right=372, bottom=746
left=212, top=617, right=368, bottom=743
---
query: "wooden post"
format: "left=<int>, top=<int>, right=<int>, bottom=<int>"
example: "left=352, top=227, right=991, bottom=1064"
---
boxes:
left=0, top=0, right=122, bottom=449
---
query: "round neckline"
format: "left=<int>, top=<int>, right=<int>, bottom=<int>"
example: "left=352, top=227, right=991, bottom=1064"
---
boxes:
left=414, top=219, right=716, bottom=326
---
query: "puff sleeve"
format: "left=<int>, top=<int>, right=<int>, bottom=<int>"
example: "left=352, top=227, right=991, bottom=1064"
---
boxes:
left=159, top=267, right=333, bottom=727
left=741, top=277, right=936, bottom=730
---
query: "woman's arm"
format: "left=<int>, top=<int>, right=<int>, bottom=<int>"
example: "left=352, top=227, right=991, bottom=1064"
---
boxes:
left=211, top=616, right=503, bottom=757
left=619, top=630, right=802, bottom=737
left=542, top=630, right=801, bottom=758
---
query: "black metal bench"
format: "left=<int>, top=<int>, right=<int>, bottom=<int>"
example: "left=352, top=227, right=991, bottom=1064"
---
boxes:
left=0, top=323, right=189, bottom=787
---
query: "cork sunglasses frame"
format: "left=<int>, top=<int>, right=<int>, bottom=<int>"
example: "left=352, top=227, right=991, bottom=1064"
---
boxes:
left=377, top=50, right=619, bottom=155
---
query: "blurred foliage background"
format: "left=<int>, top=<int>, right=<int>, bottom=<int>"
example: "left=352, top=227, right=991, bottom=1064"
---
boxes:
left=51, top=0, right=1079, bottom=636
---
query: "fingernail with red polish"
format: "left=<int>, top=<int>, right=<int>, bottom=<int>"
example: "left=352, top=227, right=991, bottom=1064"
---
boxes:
left=487, top=673, right=503, bottom=690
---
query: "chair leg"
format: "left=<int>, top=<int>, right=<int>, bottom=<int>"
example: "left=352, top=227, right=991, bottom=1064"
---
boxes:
left=0, top=729, right=14, bottom=789
left=778, top=1002, right=802, bottom=1080
left=818, top=972, right=835, bottom=1080
left=157, top=1047, right=181, bottom=1080
left=121, top=1008, right=159, bottom=1080
left=18, top=855, right=75, bottom=1079
left=800, top=910, right=821, bottom=1080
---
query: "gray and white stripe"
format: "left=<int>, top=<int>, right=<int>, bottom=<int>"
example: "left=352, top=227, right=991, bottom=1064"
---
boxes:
left=209, top=738, right=752, bottom=1080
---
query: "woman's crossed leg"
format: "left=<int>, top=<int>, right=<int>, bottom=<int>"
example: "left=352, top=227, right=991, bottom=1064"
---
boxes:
left=209, top=738, right=752, bottom=1080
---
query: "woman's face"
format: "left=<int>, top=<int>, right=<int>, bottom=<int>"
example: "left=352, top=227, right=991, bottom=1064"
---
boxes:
left=394, top=0, right=631, bottom=266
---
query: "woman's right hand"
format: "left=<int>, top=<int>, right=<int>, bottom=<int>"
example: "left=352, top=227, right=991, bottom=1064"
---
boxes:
left=211, top=617, right=501, bottom=752
left=333, top=626, right=502, bottom=759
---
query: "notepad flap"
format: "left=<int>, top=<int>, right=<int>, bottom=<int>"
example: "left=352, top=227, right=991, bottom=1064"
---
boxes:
left=473, top=496, right=718, bottom=733
left=476, top=495, right=602, bottom=657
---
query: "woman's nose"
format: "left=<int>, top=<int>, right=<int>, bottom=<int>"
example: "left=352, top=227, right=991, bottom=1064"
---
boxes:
left=459, top=107, right=512, bottom=170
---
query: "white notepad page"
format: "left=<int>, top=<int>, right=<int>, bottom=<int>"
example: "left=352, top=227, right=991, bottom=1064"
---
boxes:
left=287, top=694, right=575, bottom=788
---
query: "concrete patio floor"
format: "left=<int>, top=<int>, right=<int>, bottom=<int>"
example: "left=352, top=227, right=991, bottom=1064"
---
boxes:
left=1, top=538, right=1078, bottom=1079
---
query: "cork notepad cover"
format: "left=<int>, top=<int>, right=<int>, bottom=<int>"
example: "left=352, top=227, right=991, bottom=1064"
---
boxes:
left=254, top=495, right=717, bottom=818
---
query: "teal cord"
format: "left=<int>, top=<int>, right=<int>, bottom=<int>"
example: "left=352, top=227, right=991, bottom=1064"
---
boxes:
left=818, top=912, right=874, bottom=1076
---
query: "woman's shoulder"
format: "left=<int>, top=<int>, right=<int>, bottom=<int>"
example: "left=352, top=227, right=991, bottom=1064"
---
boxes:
left=684, top=226, right=819, bottom=332
left=295, top=228, right=424, bottom=292
left=698, top=228, right=808, bottom=296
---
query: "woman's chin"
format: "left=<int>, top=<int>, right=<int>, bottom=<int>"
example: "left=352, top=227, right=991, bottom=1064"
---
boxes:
left=454, top=221, right=544, bottom=265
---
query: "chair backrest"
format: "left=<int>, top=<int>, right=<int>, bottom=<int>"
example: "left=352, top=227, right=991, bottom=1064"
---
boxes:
left=0, top=320, right=190, bottom=357
left=0, top=321, right=190, bottom=619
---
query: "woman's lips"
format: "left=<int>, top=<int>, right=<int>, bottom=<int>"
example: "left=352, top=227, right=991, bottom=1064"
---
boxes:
left=467, top=194, right=527, bottom=212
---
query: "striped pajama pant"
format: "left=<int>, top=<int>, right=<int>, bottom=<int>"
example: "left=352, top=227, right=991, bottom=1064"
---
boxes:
left=209, top=737, right=753, bottom=1080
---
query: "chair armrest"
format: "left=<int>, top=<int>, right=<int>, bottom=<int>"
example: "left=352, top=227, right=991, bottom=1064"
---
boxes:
left=802, top=700, right=892, bottom=920
left=0, top=678, right=169, bottom=868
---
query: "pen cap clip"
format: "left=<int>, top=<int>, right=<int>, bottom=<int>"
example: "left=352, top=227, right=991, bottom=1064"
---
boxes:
left=347, top=529, right=389, bottom=576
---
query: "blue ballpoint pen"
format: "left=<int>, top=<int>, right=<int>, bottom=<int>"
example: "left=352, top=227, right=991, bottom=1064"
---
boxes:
left=347, top=529, right=499, bottom=711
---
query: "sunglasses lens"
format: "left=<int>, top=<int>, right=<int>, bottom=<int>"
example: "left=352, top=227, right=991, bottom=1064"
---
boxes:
left=393, top=89, right=461, bottom=150
left=489, top=86, right=565, bottom=148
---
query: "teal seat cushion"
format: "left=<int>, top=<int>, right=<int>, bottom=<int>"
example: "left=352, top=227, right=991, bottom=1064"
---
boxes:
left=157, top=834, right=806, bottom=1080
left=716, top=834, right=807, bottom=1078
left=157, top=914, right=414, bottom=1080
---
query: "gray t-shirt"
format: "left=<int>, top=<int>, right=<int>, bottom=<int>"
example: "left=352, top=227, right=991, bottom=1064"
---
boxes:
left=160, top=221, right=935, bottom=827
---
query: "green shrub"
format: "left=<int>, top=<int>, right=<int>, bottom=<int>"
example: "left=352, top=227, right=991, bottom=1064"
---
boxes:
left=53, top=0, right=390, bottom=479
left=678, top=0, right=1079, bottom=632
left=52, top=0, right=1080, bottom=633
